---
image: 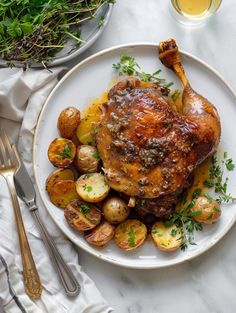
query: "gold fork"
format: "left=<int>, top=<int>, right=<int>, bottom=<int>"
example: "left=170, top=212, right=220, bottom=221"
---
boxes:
left=0, top=130, right=42, bottom=299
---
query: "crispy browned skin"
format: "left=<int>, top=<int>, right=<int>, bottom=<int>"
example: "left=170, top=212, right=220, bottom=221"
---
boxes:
left=96, top=39, right=221, bottom=218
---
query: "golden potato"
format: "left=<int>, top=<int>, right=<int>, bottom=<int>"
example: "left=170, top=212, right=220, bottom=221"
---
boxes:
left=191, top=196, right=221, bottom=224
left=48, top=138, right=76, bottom=168
left=102, top=197, right=130, bottom=224
left=114, top=219, right=147, bottom=251
left=64, top=200, right=101, bottom=231
left=49, top=180, right=79, bottom=208
left=151, top=221, right=183, bottom=251
left=46, top=168, right=74, bottom=193
left=76, top=173, right=110, bottom=203
left=75, top=145, right=100, bottom=174
left=84, top=220, right=115, bottom=246
left=57, top=107, right=80, bottom=139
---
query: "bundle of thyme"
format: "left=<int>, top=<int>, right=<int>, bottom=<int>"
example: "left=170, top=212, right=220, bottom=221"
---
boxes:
left=0, top=0, right=113, bottom=67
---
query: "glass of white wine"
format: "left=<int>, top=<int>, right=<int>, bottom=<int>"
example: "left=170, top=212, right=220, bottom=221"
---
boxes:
left=170, top=0, right=222, bottom=26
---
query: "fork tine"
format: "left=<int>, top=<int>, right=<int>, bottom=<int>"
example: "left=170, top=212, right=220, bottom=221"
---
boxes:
left=12, top=145, right=21, bottom=172
left=2, top=129, right=14, bottom=166
left=0, top=137, right=9, bottom=166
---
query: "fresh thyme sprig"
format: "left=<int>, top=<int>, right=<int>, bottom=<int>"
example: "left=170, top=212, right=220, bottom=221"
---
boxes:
left=112, top=55, right=175, bottom=89
left=165, top=190, right=203, bottom=251
left=0, top=0, right=113, bottom=67
left=204, top=154, right=236, bottom=204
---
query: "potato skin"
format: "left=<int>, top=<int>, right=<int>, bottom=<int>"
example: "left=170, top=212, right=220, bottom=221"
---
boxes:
left=57, top=107, right=80, bottom=139
left=64, top=200, right=101, bottom=231
left=75, top=145, right=100, bottom=174
left=114, top=219, right=147, bottom=251
left=46, top=168, right=74, bottom=193
left=76, top=173, right=110, bottom=203
left=48, top=138, right=76, bottom=168
left=151, top=221, right=183, bottom=251
left=49, top=180, right=79, bottom=208
left=191, top=196, right=221, bottom=224
left=84, top=220, right=115, bottom=246
left=102, top=197, right=130, bottom=224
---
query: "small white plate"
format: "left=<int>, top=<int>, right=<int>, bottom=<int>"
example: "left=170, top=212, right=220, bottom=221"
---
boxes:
left=33, top=43, right=236, bottom=269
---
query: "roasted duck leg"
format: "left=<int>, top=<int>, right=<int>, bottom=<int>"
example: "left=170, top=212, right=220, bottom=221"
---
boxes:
left=96, top=39, right=221, bottom=220
left=159, top=38, right=221, bottom=156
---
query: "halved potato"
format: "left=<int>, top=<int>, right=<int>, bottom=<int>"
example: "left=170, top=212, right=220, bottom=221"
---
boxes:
left=57, top=107, right=80, bottom=139
left=76, top=173, right=110, bottom=203
left=75, top=145, right=100, bottom=174
left=48, top=138, right=76, bottom=168
left=64, top=200, right=101, bottom=231
left=191, top=196, right=221, bottom=224
left=114, top=219, right=147, bottom=251
left=102, top=197, right=130, bottom=224
left=46, top=168, right=75, bottom=193
left=84, top=220, right=115, bottom=246
left=151, top=221, right=183, bottom=251
left=49, top=180, right=79, bottom=208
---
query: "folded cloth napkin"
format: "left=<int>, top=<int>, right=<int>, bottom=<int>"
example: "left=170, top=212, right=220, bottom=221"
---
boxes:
left=0, top=67, right=113, bottom=313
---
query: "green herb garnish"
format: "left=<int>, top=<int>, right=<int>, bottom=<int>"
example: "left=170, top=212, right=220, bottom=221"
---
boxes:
left=86, top=185, right=93, bottom=193
left=225, top=158, right=235, bottom=171
left=59, top=144, right=72, bottom=158
left=112, top=55, right=173, bottom=88
left=192, top=188, right=202, bottom=199
left=128, top=227, right=135, bottom=247
left=171, top=89, right=181, bottom=101
left=92, top=151, right=100, bottom=161
left=0, top=0, right=114, bottom=67
left=170, top=228, right=177, bottom=237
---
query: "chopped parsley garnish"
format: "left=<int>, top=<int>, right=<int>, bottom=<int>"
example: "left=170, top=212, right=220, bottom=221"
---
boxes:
left=59, top=144, right=72, bottom=158
left=104, top=178, right=108, bottom=186
left=192, top=188, right=202, bottom=199
left=80, top=203, right=91, bottom=215
left=86, top=185, right=93, bottom=193
left=170, top=228, right=177, bottom=237
left=203, top=180, right=214, bottom=188
left=92, top=151, right=100, bottom=161
left=128, top=227, right=136, bottom=247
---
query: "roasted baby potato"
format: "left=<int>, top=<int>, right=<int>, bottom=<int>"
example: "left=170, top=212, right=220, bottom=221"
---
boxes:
left=48, top=138, right=76, bottom=168
left=64, top=200, right=101, bottom=231
left=114, top=219, right=147, bottom=251
left=46, top=168, right=75, bottom=193
left=75, top=145, right=100, bottom=174
left=57, top=107, right=80, bottom=139
left=84, top=220, right=115, bottom=246
left=102, top=197, right=130, bottom=224
left=76, top=173, right=110, bottom=203
left=191, top=196, right=221, bottom=224
left=151, top=221, right=183, bottom=251
left=49, top=180, right=79, bottom=208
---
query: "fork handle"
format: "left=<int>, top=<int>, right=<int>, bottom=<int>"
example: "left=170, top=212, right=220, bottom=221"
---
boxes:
left=6, top=175, right=42, bottom=299
left=31, top=209, right=81, bottom=297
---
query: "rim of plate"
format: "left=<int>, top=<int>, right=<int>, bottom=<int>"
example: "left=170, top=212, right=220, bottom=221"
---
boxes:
left=33, top=42, right=236, bottom=269
left=0, top=4, right=113, bottom=68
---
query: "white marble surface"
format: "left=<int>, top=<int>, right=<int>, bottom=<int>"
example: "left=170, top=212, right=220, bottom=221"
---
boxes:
left=2, top=0, right=236, bottom=312
left=65, top=1, right=236, bottom=312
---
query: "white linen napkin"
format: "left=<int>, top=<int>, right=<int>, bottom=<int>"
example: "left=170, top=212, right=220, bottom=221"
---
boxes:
left=0, top=67, right=113, bottom=313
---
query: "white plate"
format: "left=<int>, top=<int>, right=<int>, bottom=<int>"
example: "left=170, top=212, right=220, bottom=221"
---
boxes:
left=33, top=43, right=236, bottom=269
